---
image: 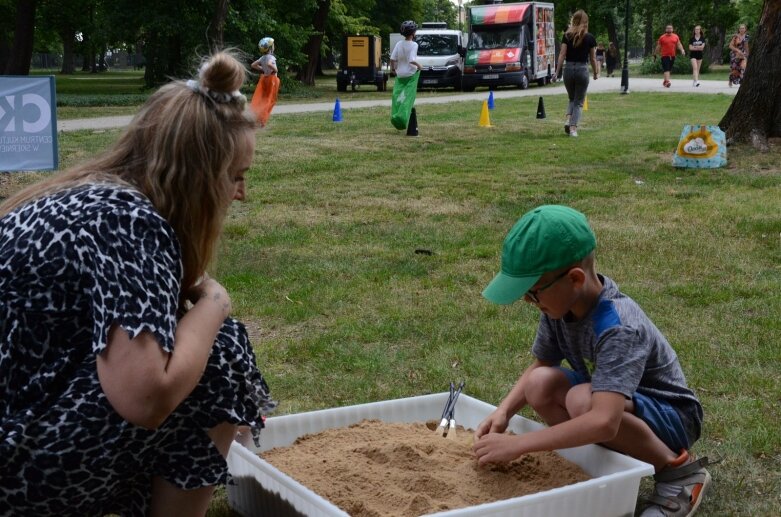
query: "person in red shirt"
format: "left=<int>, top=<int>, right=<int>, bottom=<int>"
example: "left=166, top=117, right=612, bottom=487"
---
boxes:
left=654, top=25, right=686, bottom=88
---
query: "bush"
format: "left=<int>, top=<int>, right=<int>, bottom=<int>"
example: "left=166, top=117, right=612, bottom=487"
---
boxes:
left=56, top=94, right=150, bottom=107
left=638, top=56, right=710, bottom=75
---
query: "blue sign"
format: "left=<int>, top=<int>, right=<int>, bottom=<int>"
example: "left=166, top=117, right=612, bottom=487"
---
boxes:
left=0, top=76, right=58, bottom=171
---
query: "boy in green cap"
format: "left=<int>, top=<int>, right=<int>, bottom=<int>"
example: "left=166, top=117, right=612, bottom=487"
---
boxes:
left=474, top=205, right=712, bottom=517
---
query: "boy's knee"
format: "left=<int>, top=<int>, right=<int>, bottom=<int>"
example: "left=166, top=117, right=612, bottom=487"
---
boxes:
left=525, top=366, right=567, bottom=406
left=565, top=383, right=592, bottom=417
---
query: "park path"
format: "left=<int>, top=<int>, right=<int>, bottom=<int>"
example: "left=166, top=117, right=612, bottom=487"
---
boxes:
left=58, top=77, right=737, bottom=132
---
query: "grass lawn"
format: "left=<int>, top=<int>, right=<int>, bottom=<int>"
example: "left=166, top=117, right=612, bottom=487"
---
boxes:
left=5, top=90, right=779, bottom=516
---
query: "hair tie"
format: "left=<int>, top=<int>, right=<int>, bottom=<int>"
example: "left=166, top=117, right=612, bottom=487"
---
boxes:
left=185, top=79, right=246, bottom=106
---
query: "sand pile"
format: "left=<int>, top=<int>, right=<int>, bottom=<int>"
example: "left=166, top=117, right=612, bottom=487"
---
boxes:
left=261, top=419, right=590, bottom=516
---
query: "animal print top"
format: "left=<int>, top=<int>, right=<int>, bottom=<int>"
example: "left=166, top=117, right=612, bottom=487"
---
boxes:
left=0, top=184, right=276, bottom=516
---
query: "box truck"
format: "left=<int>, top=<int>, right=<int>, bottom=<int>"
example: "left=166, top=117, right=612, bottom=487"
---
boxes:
left=390, top=22, right=468, bottom=90
left=461, top=2, right=555, bottom=91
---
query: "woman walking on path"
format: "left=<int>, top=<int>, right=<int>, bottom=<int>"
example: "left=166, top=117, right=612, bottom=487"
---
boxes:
left=689, top=26, right=706, bottom=87
left=728, top=24, right=749, bottom=87
left=0, top=50, right=276, bottom=516
left=554, top=10, right=598, bottom=138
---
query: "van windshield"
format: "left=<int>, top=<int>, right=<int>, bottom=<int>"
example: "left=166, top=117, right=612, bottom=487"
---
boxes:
left=415, top=34, right=459, bottom=55
left=468, top=26, right=524, bottom=50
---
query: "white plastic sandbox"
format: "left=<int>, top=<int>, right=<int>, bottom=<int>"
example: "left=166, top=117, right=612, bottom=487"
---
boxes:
left=227, top=393, right=654, bottom=517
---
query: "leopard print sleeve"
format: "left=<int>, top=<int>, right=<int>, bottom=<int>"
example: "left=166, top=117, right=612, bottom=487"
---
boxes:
left=76, top=185, right=181, bottom=355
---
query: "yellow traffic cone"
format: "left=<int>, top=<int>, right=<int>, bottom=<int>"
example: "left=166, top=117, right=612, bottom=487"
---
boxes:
left=583, top=96, right=589, bottom=111
left=479, top=100, right=492, bottom=127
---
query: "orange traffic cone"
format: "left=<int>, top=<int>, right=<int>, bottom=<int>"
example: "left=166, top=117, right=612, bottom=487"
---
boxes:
left=479, top=100, right=492, bottom=127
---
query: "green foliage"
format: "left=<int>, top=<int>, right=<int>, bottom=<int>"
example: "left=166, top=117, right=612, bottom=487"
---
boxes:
left=422, top=0, right=458, bottom=27
left=56, top=94, right=150, bottom=107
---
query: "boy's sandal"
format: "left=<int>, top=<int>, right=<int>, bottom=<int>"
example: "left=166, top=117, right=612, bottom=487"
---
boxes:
left=641, top=455, right=722, bottom=517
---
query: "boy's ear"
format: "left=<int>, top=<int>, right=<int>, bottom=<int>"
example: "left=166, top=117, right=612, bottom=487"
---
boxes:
left=568, top=267, right=587, bottom=288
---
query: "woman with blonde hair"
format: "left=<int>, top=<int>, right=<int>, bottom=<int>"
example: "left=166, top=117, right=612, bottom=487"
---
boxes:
left=554, top=10, right=598, bottom=137
left=0, top=50, right=276, bottom=515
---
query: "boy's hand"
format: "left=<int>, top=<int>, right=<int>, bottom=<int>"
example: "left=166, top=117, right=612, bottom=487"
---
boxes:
left=473, top=433, right=524, bottom=465
left=474, top=409, right=509, bottom=440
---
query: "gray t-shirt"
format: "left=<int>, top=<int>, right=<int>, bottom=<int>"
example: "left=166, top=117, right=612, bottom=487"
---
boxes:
left=532, top=275, right=702, bottom=444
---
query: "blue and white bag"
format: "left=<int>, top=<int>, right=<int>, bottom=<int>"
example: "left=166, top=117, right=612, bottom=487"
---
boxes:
left=672, top=125, right=727, bottom=168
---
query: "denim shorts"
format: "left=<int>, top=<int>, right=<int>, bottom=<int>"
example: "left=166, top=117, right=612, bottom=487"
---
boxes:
left=557, top=366, right=690, bottom=452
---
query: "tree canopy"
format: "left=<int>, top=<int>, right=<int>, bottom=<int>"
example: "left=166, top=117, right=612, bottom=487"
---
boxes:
left=0, top=0, right=767, bottom=88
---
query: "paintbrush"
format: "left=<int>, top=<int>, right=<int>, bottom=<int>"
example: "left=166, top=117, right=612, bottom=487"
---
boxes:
left=435, top=382, right=455, bottom=436
left=445, top=380, right=465, bottom=440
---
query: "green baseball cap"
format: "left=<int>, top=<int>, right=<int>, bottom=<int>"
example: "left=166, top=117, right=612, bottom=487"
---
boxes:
left=482, top=205, right=596, bottom=305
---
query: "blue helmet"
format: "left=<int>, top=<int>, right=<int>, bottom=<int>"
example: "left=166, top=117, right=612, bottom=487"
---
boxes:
left=258, top=37, right=275, bottom=54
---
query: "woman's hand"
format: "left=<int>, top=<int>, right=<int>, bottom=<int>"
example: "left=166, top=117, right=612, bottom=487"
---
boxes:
left=186, top=274, right=232, bottom=319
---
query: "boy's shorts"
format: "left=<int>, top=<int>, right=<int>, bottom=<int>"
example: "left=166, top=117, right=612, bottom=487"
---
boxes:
left=661, top=56, right=675, bottom=72
left=557, top=366, right=690, bottom=452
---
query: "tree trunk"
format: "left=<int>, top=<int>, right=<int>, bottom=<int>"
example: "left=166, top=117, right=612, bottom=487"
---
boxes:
left=707, top=25, right=724, bottom=65
left=60, top=30, right=75, bottom=74
left=297, top=0, right=331, bottom=86
left=4, top=0, right=37, bottom=75
left=605, top=14, right=618, bottom=53
left=208, top=0, right=229, bottom=50
left=719, top=0, right=781, bottom=151
left=643, top=10, right=653, bottom=57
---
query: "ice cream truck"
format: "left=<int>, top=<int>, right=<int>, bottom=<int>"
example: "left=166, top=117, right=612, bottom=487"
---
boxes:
left=461, top=2, right=555, bottom=91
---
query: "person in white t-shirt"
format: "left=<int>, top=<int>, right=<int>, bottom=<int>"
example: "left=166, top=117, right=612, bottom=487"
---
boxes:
left=390, top=20, right=422, bottom=78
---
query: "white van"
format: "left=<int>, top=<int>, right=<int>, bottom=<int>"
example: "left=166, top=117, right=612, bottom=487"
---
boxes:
left=390, top=22, right=468, bottom=90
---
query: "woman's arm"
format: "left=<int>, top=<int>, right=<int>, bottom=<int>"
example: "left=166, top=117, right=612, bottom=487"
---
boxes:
left=554, top=42, right=567, bottom=79
left=97, top=277, right=231, bottom=429
left=590, top=47, right=598, bottom=79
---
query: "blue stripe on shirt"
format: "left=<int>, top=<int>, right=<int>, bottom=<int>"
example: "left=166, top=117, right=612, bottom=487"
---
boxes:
left=591, top=298, right=622, bottom=338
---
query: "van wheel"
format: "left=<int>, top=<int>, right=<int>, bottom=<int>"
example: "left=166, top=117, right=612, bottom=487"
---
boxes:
left=518, top=75, right=529, bottom=90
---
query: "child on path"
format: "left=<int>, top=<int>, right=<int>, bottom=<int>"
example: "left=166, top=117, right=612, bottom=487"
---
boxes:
left=654, top=25, right=686, bottom=88
left=390, top=20, right=422, bottom=130
left=251, top=36, right=280, bottom=127
left=474, top=205, right=713, bottom=517
left=553, top=10, right=598, bottom=138
left=595, top=42, right=606, bottom=76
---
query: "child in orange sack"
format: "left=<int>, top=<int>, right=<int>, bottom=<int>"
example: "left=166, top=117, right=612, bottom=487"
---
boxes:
left=250, top=37, right=280, bottom=127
